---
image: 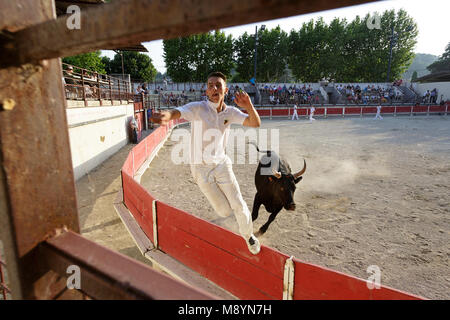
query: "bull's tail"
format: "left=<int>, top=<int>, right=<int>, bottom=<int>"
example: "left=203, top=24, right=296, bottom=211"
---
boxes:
left=248, top=141, right=267, bottom=153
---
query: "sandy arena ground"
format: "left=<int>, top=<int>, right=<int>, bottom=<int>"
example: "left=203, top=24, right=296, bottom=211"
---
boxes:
left=139, top=115, right=450, bottom=300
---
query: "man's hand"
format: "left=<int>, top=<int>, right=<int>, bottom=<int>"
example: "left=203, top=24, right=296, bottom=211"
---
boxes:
left=234, top=90, right=261, bottom=128
left=150, top=111, right=171, bottom=125
left=150, top=109, right=181, bottom=125
left=233, top=90, right=253, bottom=111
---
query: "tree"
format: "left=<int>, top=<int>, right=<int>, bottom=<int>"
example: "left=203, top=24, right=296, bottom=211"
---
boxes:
left=234, top=26, right=289, bottom=82
left=427, top=42, right=450, bottom=73
left=287, top=9, right=417, bottom=82
left=107, top=51, right=157, bottom=82
left=411, top=70, right=418, bottom=81
left=163, top=31, right=234, bottom=82
left=62, top=51, right=106, bottom=73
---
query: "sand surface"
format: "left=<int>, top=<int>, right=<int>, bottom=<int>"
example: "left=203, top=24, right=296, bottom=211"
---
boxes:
left=140, top=115, right=450, bottom=299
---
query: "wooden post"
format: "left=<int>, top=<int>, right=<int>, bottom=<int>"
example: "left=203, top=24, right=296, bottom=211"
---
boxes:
left=0, top=0, right=79, bottom=299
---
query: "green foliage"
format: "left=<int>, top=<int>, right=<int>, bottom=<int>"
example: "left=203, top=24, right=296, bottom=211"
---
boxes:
left=107, top=51, right=157, bottom=82
left=411, top=70, right=418, bottom=81
left=62, top=51, right=106, bottom=73
left=427, top=42, right=450, bottom=73
left=161, top=9, right=418, bottom=83
left=163, top=31, right=234, bottom=82
left=288, top=9, right=417, bottom=82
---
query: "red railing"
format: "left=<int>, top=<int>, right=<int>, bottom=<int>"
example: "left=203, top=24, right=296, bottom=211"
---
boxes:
left=120, top=116, right=427, bottom=300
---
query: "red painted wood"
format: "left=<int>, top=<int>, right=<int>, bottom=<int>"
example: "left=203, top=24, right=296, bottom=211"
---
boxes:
left=271, top=109, right=289, bottom=116
left=313, top=108, right=325, bottom=115
left=326, top=108, right=343, bottom=115
left=413, top=105, right=428, bottom=113
left=344, top=107, right=361, bottom=114
left=396, top=106, right=412, bottom=113
left=132, top=141, right=147, bottom=170
left=293, top=259, right=422, bottom=300
left=156, top=202, right=287, bottom=299
left=297, top=108, right=308, bottom=116
left=429, top=105, right=446, bottom=112
left=257, top=109, right=271, bottom=116
left=381, top=106, right=395, bottom=113
left=362, top=107, right=376, bottom=114
left=122, top=172, right=154, bottom=241
left=121, top=153, right=133, bottom=176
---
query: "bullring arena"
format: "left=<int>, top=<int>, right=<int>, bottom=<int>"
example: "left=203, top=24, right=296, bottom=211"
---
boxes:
left=138, top=114, right=449, bottom=300
left=2, top=0, right=450, bottom=302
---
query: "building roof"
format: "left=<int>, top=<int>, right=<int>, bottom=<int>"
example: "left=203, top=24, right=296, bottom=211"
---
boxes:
left=416, top=70, right=450, bottom=83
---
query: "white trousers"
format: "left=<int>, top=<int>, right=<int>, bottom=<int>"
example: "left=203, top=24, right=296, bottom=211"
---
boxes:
left=374, top=113, right=383, bottom=120
left=309, top=113, right=315, bottom=122
left=291, top=111, right=298, bottom=120
left=190, top=158, right=254, bottom=239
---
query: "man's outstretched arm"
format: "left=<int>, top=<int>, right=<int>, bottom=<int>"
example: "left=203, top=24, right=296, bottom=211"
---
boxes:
left=150, top=109, right=181, bottom=125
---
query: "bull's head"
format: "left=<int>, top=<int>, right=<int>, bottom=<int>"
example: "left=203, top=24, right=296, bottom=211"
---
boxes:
left=272, top=160, right=306, bottom=211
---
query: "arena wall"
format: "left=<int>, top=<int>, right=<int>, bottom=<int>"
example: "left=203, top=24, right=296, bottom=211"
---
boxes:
left=67, top=104, right=134, bottom=180
left=412, top=81, right=450, bottom=101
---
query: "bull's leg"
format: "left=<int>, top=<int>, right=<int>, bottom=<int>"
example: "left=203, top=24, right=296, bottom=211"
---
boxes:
left=251, top=193, right=262, bottom=221
left=256, top=209, right=282, bottom=236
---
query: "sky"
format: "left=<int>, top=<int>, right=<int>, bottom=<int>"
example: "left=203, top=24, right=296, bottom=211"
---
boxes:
left=102, top=0, right=450, bottom=74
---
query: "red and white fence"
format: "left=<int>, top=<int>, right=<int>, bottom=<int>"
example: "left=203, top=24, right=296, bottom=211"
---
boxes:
left=253, top=104, right=448, bottom=119
left=120, top=114, right=427, bottom=300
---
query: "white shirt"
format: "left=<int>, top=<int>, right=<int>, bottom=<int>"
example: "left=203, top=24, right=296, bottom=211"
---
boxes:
left=177, top=101, right=248, bottom=165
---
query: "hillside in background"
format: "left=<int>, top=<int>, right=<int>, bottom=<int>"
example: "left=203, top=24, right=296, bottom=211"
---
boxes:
left=402, top=53, right=438, bottom=80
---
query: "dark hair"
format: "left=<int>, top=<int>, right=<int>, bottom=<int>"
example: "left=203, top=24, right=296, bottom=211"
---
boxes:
left=207, top=71, right=227, bottom=83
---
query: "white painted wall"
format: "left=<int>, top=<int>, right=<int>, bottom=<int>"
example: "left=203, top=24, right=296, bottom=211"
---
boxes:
left=67, top=104, right=135, bottom=180
left=411, top=82, right=450, bottom=101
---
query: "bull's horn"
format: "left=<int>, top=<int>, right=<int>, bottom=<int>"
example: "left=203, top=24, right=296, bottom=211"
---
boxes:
left=272, top=168, right=282, bottom=179
left=293, top=160, right=307, bottom=178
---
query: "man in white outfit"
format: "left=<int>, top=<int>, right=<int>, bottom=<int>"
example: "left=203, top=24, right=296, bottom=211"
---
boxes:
left=374, top=105, right=383, bottom=120
left=291, top=104, right=299, bottom=120
left=309, top=105, right=316, bottom=122
left=151, top=72, right=261, bottom=255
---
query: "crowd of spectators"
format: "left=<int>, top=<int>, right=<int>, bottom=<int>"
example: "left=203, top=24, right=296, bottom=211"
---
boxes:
left=422, top=88, right=439, bottom=104
left=336, top=84, right=403, bottom=104
left=259, top=84, right=321, bottom=105
left=63, top=65, right=107, bottom=99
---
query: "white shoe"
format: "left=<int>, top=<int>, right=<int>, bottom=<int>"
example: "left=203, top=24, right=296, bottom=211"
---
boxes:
left=246, top=234, right=261, bottom=255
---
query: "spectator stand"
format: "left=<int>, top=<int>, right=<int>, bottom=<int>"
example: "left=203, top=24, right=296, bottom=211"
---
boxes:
left=62, top=62, right=134, bottom=108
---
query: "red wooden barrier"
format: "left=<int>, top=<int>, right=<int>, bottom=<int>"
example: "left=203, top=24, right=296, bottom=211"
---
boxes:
left=344, top=107, right=361, bottom=115
left=326, top=108, right=343, bottom=115
left=122, top=172, right=155, bottom=241
left=133, top=141, right=147, bottom=170
left=270, top=108, right=289, bottom=117
left=429, top=105, right=446, bottom=113
left=314, top=107, right=325, bottom=115
left=396, top=106, right=412, bottom=113
left=412, top=105, right=426, bottom=113
left=119, top=113, right=428, bottom=300
left=257, top=109, right=271, bottom=116
left=381, top=106, right=395, bottom=113
left=156, top=201, right=287, bottom=300
left=362, top=107, right=377, bottom=114
left=297, top=108, right=308, bottom=116
left=292, top=259, right=421, bottom=300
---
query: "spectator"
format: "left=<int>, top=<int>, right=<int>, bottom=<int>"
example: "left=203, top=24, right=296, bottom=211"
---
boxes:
left=141, top=84, right=149, bottom=95
left=130, top=114, right=140, bottom=144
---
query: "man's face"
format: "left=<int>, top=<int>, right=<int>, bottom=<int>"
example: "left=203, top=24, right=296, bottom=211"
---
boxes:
left=206, top=76, right=228, bottom=103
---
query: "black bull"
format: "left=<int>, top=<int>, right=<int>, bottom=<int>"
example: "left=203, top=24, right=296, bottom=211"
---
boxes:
left=249, top=143, right=306, bottom=236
